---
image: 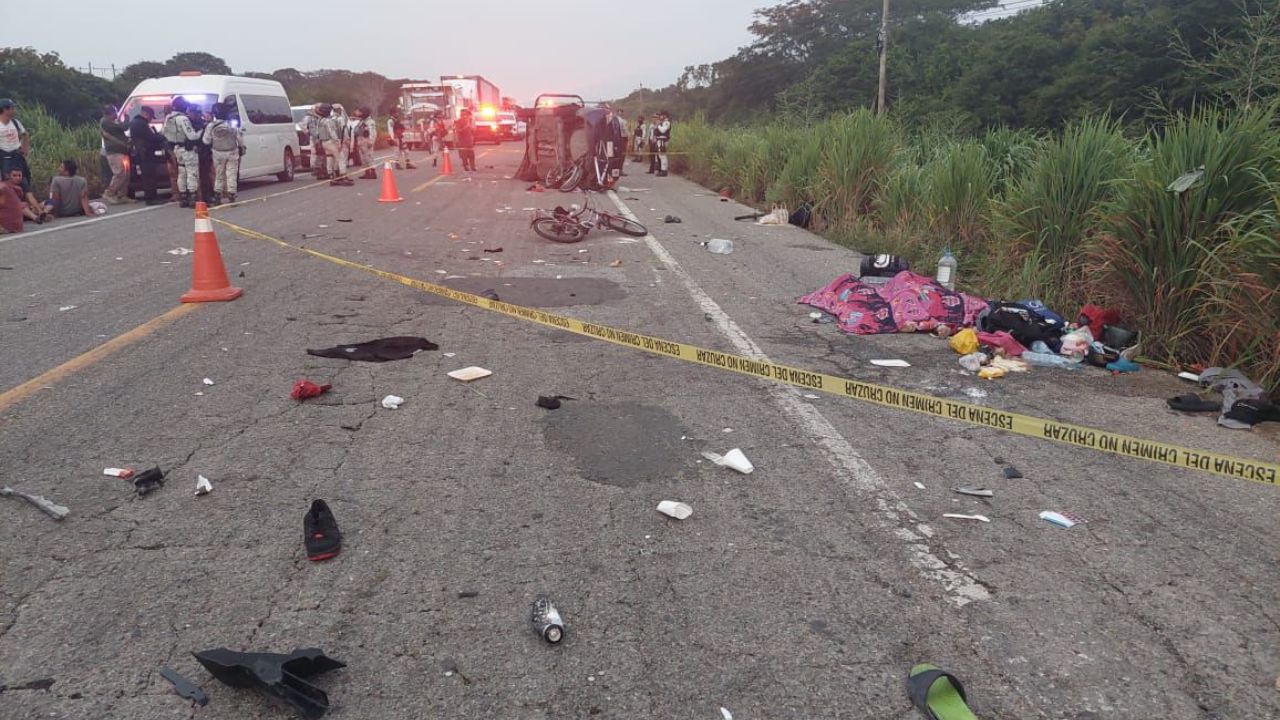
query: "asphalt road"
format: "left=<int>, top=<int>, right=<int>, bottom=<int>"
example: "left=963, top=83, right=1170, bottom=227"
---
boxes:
left=2, top=143, right=1278, bottom=720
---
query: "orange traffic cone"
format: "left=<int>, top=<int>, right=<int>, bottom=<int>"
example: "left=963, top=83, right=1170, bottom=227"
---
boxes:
left=439, top=149, right=454, bottom=176
left=377, top=161, right=403, bottom=203
left=181, top=203, right=243, bottom=303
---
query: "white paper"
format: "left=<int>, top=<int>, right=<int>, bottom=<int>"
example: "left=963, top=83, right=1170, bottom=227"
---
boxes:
left=870, top=359, right=911, bottom=368
left=656, top=501, right=693, bottom=520
left=381, top=395, right=405, bottom=409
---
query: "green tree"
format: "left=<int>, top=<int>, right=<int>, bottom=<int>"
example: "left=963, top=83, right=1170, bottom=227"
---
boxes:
left=0, top=48, right=116, bottom=124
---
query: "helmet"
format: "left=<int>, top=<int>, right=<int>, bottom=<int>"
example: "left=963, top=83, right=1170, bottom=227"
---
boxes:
left=171, top=96, right=189, bottom=112
left=317, top=103, right=332, bottom=117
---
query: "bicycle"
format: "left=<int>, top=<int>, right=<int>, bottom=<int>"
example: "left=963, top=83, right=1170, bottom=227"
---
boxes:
left=544, top=159, right=584, bottom=192
left=530, top=191, right=648, bottom=243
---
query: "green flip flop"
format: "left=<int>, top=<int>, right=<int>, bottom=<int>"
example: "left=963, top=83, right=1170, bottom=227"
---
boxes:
left=907, top=663, right=978, bottom=720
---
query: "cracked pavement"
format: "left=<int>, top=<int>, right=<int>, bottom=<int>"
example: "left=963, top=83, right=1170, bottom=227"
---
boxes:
left=2, top=144, right=1279, bottom=719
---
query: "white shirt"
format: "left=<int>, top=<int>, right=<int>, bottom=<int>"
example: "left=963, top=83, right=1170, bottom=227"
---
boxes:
left=0, top=118, right=24, bottom=152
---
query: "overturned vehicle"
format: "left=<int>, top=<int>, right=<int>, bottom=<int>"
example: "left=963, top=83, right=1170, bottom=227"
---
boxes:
left=516, top=95, right=627, bottom=192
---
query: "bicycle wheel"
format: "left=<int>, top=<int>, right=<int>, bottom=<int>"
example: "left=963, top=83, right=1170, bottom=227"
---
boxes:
left=544, top=165, right=565, bottom=190
left=559, top=163, right=584, bottom=192
left=532, top=218, right=587, bottom=243
left=600, top=213, right=649, bottom=237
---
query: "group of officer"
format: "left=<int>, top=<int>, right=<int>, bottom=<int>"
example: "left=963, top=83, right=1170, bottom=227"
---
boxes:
left=300, top=103, right=381, bottom=186
left=158, top=97, right=248, bottom=207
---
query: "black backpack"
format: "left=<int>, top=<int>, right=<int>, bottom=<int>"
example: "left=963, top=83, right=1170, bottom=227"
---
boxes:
left=789, top=202, right=813, bottom=228
left=979, top=301, right=1065, bottom=346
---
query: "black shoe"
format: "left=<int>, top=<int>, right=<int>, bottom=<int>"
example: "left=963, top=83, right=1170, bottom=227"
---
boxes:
left=304, top=499, right=341, bottom=561
left=177, top=193, right=189, bottom=209
left=657, top=171, right=669, bottom=177
left=432, top=158, right=438, bottom=167
left=226, top=194, right=236, bottom=203
left=646, top=170, right=655, bottom=174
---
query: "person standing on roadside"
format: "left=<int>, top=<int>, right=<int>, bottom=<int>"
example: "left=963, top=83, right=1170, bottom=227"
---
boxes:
left=202, top=102, right=246, bottom=206
left=352, top=107, right=378, bottom=179
left=129, top=107, right=164, bottom=205
left=632, top=114, right=648, bottom=163
left=316, top=104, right=353, bottom=186
left=99, top=105, right=133, bottom=204
left=0, top=99, right=32, bottom=191
left=650, top=110, right=671, bottom=177
left=386, top=108, right=415, bottom=170
left=455, top=108, right=477, bottom=172
left=162, top=97, right=202, bottom=207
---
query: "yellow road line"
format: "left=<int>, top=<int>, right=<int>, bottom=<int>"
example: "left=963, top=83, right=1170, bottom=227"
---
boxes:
left=0, top=304, right=202, bottom=413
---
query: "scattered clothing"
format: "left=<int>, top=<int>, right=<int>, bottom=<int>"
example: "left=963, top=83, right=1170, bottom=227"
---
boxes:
left=1200, top=367, right=1272, bottom=429
left=977, top=330, right=1028, bottom=357
left=291, top=380, right=332, bottom=400
left=799, top=271, right=989, bottom=336
left=306, top=336, right=438, bottom=362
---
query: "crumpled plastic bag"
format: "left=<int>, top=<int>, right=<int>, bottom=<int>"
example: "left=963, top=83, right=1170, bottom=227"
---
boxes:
left=949, top=328, right=978, bottom=355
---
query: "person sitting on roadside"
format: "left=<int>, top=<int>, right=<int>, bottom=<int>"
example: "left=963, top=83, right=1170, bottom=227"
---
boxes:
left=2, top=167, right=45, bottom=228
left=44, top=159, right=95, bottom=218
left=0, top=167, right=28, bottom=233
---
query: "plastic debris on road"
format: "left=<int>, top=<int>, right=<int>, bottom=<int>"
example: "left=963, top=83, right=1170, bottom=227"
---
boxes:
left=721, top=708, right=733, bottom=720
left=704, top=238, right=734, bottom=254
left=943, top=513, right=991, bottom=523
left=1, top=485, right=70, bottom=520
left=953, top=486, right=994, bottom=498
left=1040, top=510, right=1084, bottom=528
left=291, top=380, right=332, bottom=401
left=58, top=305, right=77, bottom=312
left=202, top=378, right=215, bottom=386
left=656, top=501, right=693, bottom=520
left=448, top=367, right=493, bottom=383
left=381, top=395, right=405, bottom=410
left=104, top=467, right=135, bottom=479
left=701, top=448, right=754, bottom=474
left=195, top=475, right=213, bottom=496
left=871, top=359, right=911, bottom=368
left=167, top=247, right=193, bottom=256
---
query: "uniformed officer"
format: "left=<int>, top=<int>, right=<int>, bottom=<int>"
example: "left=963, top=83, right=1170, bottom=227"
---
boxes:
left=316, top=104, right=353, bottom=186
left=352, top=107, right=378, bottom=179
left=162, top=97, right=202, bottom=207
left=386, top=108, right=415, bottom=170
left=305, top=104, right=327, bottom=179
left=202, top=102, right=246, bottom=205
left=649, top=111, right=672, bottom=177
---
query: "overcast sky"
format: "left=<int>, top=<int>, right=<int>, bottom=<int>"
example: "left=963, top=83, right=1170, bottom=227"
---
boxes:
left=2, top=0, right=765, bottom=103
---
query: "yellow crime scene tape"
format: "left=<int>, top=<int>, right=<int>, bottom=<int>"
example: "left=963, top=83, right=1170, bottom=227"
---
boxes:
left=211, top=217, right=1280, bottom=486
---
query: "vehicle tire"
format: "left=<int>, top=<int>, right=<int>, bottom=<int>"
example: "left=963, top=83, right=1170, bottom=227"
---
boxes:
left=601, top=213, right=648, bottom=237
left=559, top=163, right=584, bottom=192
left=532, top=218, right=586, bottom=243
left=277, top=150, right=295, bottom=182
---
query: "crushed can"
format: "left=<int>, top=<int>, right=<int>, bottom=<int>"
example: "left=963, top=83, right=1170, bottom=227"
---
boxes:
left=530, top=595, right=564, bottom=644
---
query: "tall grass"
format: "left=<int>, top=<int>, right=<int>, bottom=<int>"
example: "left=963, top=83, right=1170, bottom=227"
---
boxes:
left=994, top=117, right=1134, bottom=307
left=21, top=103, right=104, bottom=199
left=1090, top=107, right=1280, bottom=382
left=672, top=105, right=1280, bottom=390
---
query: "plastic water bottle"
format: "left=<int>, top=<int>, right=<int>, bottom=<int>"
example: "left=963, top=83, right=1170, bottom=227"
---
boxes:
left=706, top=238, right=734, bottom=254
left=936, top=247, right=957, bottom=290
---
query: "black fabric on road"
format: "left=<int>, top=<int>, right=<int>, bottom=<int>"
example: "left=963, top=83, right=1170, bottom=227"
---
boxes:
left=306, top=336, right=438, bottom=362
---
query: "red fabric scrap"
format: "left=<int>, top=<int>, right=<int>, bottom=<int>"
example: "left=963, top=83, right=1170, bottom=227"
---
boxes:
left=978, top=331, right=1029, bottom=357
left=291, top=380, right=332, bottom=400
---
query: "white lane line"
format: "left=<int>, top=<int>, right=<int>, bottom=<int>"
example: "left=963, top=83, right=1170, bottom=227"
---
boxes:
left=0, top=204, right=165, bottom=244
left=606, top=190, right=991, bottom=607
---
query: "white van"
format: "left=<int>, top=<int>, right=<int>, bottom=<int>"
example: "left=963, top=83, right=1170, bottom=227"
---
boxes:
left=120, top=73, right=298, bottom=192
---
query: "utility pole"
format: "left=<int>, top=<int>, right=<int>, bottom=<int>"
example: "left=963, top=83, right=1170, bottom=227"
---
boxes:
left=877, top=0, right=890, bottom=115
